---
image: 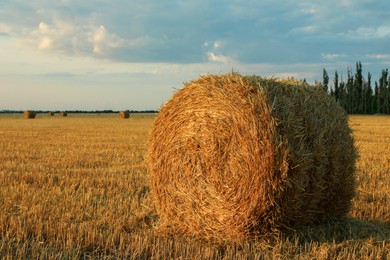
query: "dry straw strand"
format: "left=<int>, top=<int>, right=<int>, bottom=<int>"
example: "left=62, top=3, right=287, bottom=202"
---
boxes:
left=24, top=110, right=36, bottom=119
left=147, top=73, right=357, bottom=243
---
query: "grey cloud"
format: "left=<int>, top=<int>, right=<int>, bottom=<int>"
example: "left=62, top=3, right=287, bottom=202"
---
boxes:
left=1, top=0, right=389, bottom=65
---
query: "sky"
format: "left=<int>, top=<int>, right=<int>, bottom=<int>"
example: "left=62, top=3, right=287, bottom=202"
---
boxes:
left=0, top=0, right=389, bottom=111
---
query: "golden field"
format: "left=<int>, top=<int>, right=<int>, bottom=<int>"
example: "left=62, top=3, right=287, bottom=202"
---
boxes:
left=0, top=113, right=389, bottom=259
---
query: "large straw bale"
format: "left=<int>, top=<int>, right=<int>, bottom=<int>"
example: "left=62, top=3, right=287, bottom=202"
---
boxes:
left=60, top=111, right=67, bottom=117
left=23, top=110, right=36, bottom=119
left=119, top=111, right=130, bottom=118
left=147, top=73, right=357, bottom=242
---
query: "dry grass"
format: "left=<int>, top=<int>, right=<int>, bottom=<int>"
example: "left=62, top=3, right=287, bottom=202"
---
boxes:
left=0, top=113, right=388, bottom=259
left=23, top=110, right=36, bottom=119
left=148, top=74, right=357, bottom=242
left=119, top=111, right=130, bottom=119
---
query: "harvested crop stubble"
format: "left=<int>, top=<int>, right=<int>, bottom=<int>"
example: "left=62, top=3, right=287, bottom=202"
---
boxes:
left=23, top=110, right=36, bottom=119
left=147, top=73, right=357, bottom=242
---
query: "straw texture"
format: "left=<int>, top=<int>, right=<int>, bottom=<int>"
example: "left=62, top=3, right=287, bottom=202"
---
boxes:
left=24, top=110, right=36, bottom=119
left=147, top=74, right=357, bottom=242
left=119, top=111, right=130, bottom=118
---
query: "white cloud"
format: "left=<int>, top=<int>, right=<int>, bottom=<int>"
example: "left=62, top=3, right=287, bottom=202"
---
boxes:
left=88, top=25, right=147, bottom=55
left=203, top=40, right=223, bottom=51
left=291, top=26, right=318, bottom=34
left=125, top=35, right=150, bottom=47
left=340, top=0, right=352, bottom=7
left=207, top=52, right=229, bottom=63
left=1, top=1, right=389, bottom=73
left=22, top=19, right=129, bottom=56
left=300, top=6, right=318, bottom=15
left=375, top=26, right=390, bottom=38
left=213, top=41, right=221, bottom=49
left=343, top=26, right=390, bottom=39
left=38, top=22, right=50, bottom=33
left=90, top=25, right=108, bottom=54
left=2, top=0, right=387, bottom=64
left=0, top=23, right=12, bottom=35
left=28, top=20, right=75, bottom=51
left=91, top=25, right=106, bottom=43
left=367, top=54, right=390, bottom=59
left=321, top=53, right=346, bottom=59
left=273, top=72, right=300, bottom=79
left=204, top=39, right=232, bottom=63
left=302, top=26, right=318, bottom=32
left=38, top=36, right=53, bottom=50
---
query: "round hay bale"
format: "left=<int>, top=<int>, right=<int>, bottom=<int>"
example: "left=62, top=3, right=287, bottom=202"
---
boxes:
left=48, top=111, right=54, bottom=116
left=119, top=111, right=130, bottom=118
left=60, top=111, right=67, bottom=117
left=147, top=73, right=357, bottom=242
left=23, top=110, right=36, bottom=119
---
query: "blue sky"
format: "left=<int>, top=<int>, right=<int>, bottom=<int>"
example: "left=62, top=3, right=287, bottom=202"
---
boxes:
left=1, top=0, right=389, bottom=110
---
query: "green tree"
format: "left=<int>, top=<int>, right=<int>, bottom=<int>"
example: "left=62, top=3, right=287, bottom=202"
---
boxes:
left=323, top=61, right=390, bottom=114
left=385, top=71, right=390, bottom=114
left=354, top=61, right=363, bottom=113
left=378, top=69, right=389, bottom=114
left=374, top=82, right=379, bottom=113
left=334, top=71, right=339, bottom=102
left=346, top=68, right=354, bottom=113
left=366, top=72, right=373, bottom=114
left=322, top=68, right=329, bottom=93
left=339, top=81, right=346, bottom=111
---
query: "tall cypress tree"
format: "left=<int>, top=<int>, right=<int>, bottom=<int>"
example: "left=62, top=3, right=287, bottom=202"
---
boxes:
left=385, top=71, right=390, bottom=114
left=334, top=71, right=339, bottom=102
left=323, top=62, right=390, bottom=114
left=339, top=81, right=346, bottom=111
left=375, top=82, right=380, bottom=114
left=366, top=72, right=373, bottom=114
left=378, top=69, right=389, bottom=114
left=322, top=68, right=329, bottom=93
left=354, top=61, right=363, bottom=113
left=346, top=68, right=354, bottom=113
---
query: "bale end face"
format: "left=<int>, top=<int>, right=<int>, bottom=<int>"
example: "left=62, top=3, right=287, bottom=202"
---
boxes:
left=119, top=111, right=130, bottom=118
left=24, top=110, right=36, bottom=119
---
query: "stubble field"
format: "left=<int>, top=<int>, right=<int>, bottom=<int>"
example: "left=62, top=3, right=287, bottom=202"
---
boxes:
left=0, top=113, right=389, bottom=259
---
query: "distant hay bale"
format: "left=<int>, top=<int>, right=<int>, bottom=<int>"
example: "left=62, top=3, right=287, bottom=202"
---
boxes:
left=119, top=111, right=130, bottom=118
left=23, top=110, right=36, bottom=119
left=60, top=111, right=67, bottom=117
left=48, top=111, right=54, bottom=116
left=147, top=73, right=357, bottom=242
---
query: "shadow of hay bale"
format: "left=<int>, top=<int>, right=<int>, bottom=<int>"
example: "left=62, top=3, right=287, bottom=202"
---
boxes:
left=147, top=73, right=358, bottom=242
left=285, top=217, right=390, bottom=244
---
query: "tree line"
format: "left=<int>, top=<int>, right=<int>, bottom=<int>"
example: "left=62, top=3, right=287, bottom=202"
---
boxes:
left=321, top=61, right=390, bottom=114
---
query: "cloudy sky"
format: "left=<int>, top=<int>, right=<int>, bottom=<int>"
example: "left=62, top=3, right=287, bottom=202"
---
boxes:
left=1, top=0, right=389, bottom=110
